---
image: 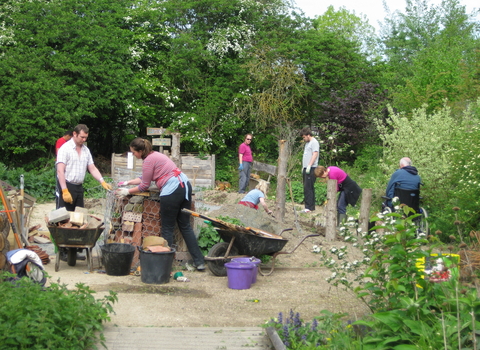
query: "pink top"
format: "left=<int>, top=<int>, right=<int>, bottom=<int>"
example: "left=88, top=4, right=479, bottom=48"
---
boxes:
left=139, top=152, right=177, bottom=192
left=239, top=143, right=253, bottom=162
left=328, top=166, right=347, bottom=192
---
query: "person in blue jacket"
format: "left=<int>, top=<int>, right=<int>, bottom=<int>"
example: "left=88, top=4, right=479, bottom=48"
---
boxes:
left=385, top=157, right=421, bottom=208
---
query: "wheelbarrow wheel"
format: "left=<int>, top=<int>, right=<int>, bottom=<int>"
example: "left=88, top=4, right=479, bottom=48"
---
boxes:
left=67, top=248, right=77, bottom=266
left=207, top=242, right=238, bottom=276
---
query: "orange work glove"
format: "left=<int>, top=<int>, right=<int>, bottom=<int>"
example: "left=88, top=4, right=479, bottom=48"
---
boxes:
left=62, top=189, right=73, bottom=204
left=101, top=181, right=112, bottom=191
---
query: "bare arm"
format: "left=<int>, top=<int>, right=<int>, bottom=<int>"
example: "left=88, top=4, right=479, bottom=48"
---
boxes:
left=309, top=151, right=319, bottom=167
left=259, top=197, right=272, bottom=214
left=239, top=153, right=243, bottom=164
left=87, top=164, right=103, bottom=182
left=57, top=163, right=67, bottom=190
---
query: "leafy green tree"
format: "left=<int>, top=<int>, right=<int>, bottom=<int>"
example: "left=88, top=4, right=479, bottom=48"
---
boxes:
left=0, top=0, right=138, bottom=168
left=313, top=5, right=380, bottom=59
left=380, top=0, right=480, bottom=112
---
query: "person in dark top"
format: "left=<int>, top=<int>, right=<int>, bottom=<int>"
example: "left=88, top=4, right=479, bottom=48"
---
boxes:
left=385, top=157, right=421, bottom=209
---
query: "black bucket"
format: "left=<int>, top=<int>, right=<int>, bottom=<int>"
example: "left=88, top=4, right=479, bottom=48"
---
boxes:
left=139, top=247, right=176, bottom=284
left=101, top=243, right=135, bottom=276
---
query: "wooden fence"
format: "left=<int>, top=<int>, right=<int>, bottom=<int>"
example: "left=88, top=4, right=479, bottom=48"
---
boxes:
left=110, top=153, right=215, bottom=189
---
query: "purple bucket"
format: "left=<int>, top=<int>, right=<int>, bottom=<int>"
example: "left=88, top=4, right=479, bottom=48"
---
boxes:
left=224, top=262, right=254, bottom=290
left=232, top=257, right=261, bottom=283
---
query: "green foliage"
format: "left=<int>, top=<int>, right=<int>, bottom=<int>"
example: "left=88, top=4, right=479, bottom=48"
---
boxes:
left=376, top=104, right=456, bottom=214
left=197, top=216, right=243, bottom=255
left=448, top=98, right=480, bottom=231
left=289, top=180, right=327, bottom=206
left=0, top=162, right=112, bottom=202
left=269, top=204, right=480, bottom=349
left=0, top=162, right=56, bottom=202
left=0, top=0, right=138, bottom=167
left=265, top=309, right=359, bottom=349
left=0, top=272, right=117, bottom=349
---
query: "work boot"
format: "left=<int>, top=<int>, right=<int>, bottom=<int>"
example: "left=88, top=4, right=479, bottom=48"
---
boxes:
left=337, top=213, right=347, bottom=228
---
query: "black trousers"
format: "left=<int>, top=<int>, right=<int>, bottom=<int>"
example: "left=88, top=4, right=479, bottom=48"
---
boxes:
left=160, top=182, right=205, bottom=266
left=56, top=182, right=84, bottom=211
left=303, top=167, right=316, bottom=211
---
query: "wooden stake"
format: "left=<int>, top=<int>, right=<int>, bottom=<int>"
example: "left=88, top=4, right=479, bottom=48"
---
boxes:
left=325, top=179, right=338, bottom=241
left=359, top=189, right=372, bottom=234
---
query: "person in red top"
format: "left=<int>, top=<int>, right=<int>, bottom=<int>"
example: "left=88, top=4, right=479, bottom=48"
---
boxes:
left=116, top=138, right=205, bottom=271
left=55, top=130, right=73, bottom=157
left=238, top=134, right=253, bottom=194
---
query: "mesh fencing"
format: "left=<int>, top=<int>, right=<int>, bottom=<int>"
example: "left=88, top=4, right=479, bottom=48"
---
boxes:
left=101, top=188, right=193, bottom=269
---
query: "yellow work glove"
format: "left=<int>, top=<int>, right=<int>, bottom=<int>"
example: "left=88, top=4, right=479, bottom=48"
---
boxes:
left=101, top=181, right=112, bottom=191
left=62, top=189, right=73, bottom=204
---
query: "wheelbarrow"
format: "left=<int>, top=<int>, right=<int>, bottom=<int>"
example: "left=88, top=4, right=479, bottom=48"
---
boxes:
left=182, top=209, right=319, bottom=276
left=46, top=220, right=104, bottom=272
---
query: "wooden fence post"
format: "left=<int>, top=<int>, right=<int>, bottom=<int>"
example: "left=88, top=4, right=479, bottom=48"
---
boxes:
left=325, top=179, right=337, bottom=241
left=275, top=139, right=288, bottom=222
left=359, top=188, right=372, bottom=235
left=171, top=132, right=182, bottom=168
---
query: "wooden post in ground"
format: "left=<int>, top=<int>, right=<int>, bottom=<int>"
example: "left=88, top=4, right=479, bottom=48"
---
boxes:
left=171, top=132, right=182, bottom=168
left=275, top=139, right=288, bottom=222
left=325, top=179, right=338, bottom=241
left=359, top=188, right=372, bottom=235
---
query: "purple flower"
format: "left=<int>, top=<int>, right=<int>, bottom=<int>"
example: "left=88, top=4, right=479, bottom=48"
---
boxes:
left=294, top=312, right=302, bottom=328
left=311, top=318, right=318, bottom=332
left=278, top=312, right=283, bottom=324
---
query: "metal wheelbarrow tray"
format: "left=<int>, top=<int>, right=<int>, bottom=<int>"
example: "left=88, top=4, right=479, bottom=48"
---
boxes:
left=182, top=209, right=319, bottom=276
left=47, top=224, right=104, bottom=272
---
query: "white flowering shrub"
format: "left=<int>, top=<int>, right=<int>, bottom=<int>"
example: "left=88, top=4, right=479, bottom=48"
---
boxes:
left=448, top=98, right=480, bottom=229
left=376, top=104, right=456, bottom=208
left=318, top=208, right=432, bottom=312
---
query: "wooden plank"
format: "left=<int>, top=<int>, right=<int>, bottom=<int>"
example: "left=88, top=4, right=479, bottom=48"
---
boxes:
left=252, top=161, right=277, bottom=176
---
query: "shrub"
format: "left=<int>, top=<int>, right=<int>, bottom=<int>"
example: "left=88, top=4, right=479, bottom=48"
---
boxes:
left=289, top=180, right=327, bottom=206
left=0, top=273, right=117, bottom=349
left=197, top=216, right=243, bottom=255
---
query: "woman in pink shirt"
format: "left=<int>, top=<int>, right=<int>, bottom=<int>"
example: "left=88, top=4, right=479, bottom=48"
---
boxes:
left=116, top=138, right=205, bottom=271
left=238, top=134, right=253, bottom=193
left=315, top=166, right=362, bottom=225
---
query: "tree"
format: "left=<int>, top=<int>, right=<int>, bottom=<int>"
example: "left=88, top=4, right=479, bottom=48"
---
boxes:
left=0, top=0, right=138, bottom=168
left=380, top=0, right=480, bottom=113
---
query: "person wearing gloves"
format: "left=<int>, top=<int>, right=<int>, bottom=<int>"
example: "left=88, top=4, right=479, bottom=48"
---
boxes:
left=238, top=180, right=274, bottom=216
left=300, top=128, right=319, bottom=213
left=56, top=124, right=112, bottom=211
left=116, top=138, right=206, bottom=271
left=238, top=134, right=253, bottom=194
left=56, top=124, right=112, bottom=262
left=315, top=166, right=362, bottom=226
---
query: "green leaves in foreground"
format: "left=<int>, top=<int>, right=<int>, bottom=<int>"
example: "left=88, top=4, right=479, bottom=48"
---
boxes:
left=0, top=273, right=117, bottom=350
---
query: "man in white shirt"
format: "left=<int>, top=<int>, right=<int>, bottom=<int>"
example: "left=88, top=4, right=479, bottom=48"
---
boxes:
left=300, top=127, right=319, bottom=213
left=56, top=124, right=112, bottom=211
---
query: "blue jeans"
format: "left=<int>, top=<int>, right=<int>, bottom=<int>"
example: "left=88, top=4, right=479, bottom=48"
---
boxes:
left=337, top=191, right=347, bottom=214
left=238, top=161, right=252, bottom=193
left=160, top=181, right=205, bottom=266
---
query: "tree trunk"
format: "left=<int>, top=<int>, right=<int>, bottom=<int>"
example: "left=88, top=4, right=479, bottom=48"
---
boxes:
left=325, top=179, right=338, bottom=241
left=275, top=139, right=288, bottom=222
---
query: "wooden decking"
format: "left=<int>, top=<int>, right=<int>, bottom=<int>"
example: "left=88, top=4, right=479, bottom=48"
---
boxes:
left=99, top=326, right=273, bottom=350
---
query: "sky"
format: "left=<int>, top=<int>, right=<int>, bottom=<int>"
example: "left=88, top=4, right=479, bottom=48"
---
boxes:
left=292, top=0, right=479, bottom=30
